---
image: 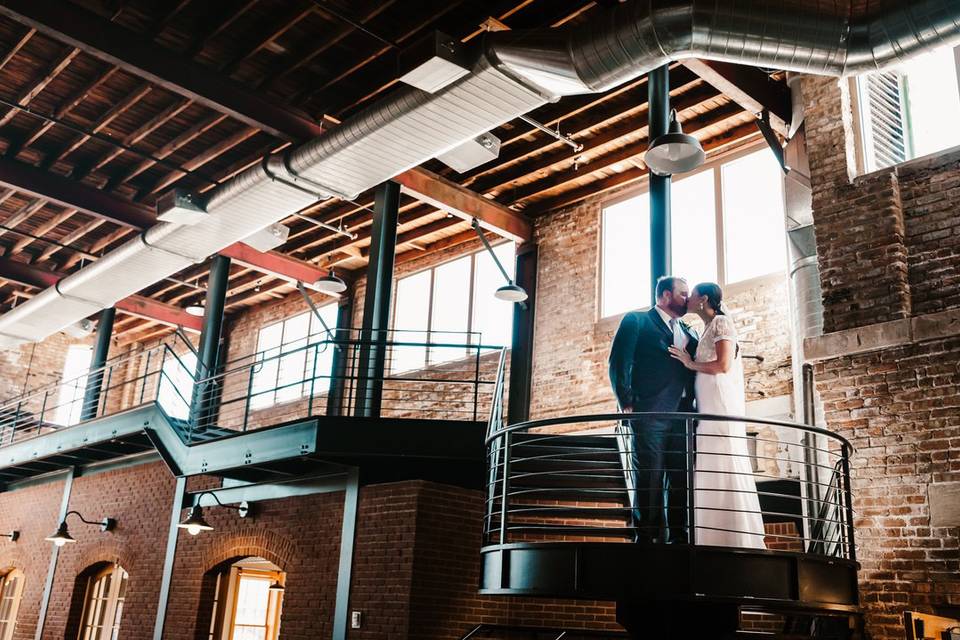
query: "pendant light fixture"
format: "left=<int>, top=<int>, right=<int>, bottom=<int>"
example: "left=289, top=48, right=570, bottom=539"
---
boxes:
left=314, top=269, right=347, bottom=294
left=643, top=109, right=705, bottom=176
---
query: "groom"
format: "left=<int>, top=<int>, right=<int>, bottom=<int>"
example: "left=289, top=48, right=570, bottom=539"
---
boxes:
left=608, top=276, right=698, bottom=543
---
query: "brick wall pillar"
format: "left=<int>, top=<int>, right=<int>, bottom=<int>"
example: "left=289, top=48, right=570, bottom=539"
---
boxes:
left=802, top=76, right=912, bottom=332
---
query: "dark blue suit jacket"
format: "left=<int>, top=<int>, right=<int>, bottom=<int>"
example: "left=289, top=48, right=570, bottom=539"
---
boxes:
left=608, top=308, right=698, bottom=413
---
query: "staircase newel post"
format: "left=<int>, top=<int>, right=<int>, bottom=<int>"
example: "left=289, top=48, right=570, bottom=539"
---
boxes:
left=499, top=430, right=512, bottom=546
left=686, top=417, right=696, bottom=545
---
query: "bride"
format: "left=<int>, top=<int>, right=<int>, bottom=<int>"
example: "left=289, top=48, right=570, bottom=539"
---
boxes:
left=668, top=283, right=766, bottom=549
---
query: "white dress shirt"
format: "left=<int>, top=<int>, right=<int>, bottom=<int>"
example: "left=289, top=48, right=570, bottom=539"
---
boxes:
left=654, top=305, right=688, bottom=350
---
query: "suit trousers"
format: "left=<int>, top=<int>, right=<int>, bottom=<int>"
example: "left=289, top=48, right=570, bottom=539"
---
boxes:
left=618, top=415, right=690, bottom=543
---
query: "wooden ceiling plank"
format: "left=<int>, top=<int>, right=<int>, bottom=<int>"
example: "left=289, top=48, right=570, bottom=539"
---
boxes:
left=0, top=26, right=35, bottom=72
left=10, top=207, right=76, bottom=254
left=0, top=46, right=81, bottom=128
left=533, top=124, right=762, bottom=213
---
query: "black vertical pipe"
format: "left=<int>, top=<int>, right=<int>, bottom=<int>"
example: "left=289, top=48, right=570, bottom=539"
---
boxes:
left=326, top=298, right=353, bottom=417
left=355, top=181, right=399, bottom=417
left=507, top=244, right=538, bottom=425
left=192, top=254, right=230, bottom=428
left=648, top=64, right=672, bottom=303
left=80, top=307, right=115, bottom=421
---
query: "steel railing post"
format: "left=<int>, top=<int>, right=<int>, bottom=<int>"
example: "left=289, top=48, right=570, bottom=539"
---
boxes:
left=499, top=430, right=512, bottom=546
left=99, top=365, right=114, bottom=418
left=686, top=418, right=696, bottom=545
left=472, top=344, right=481, bottom=422
left=140, top=350, right=152, bottom=404
left=38, top=390, right=48, bottom=432
left=308, top=343, right=318, bottom=417
left=242, top=366, right=255, bottom=432
left=13, top=401, right=22, bottom=440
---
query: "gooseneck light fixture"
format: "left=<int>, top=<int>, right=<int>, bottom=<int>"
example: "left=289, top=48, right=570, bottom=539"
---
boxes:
left=45, top=511, right=116, bottom=547
left=1, top=531, right=18, bottom=542
left=268, top=580, right=285, bottom=593
left=178, top=491, right=250, bottom=536
left=469, top=218, right=527, bottom=303
left=643, top=108, right=705, bottom=176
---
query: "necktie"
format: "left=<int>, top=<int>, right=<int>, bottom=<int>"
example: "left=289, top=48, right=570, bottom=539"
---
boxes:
left=669, top=318, right=682, bottom=348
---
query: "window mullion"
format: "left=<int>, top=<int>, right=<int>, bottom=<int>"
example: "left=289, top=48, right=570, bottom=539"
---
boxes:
left=714, top=166, right=726, bottom=286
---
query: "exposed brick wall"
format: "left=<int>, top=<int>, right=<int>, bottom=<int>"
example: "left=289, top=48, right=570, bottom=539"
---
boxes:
left=16, top=461, right=176, bottom=640
left=813, top=337, right=960, bottom=638
left=802, top=73, right=960, bottom=639
left=166, top=487, right=344, bottom=640
left=0, top=479, right=64, bottom=640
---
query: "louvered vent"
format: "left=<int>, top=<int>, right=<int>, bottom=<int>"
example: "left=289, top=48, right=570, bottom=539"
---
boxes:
left=859, top=71, right=910, bottom=171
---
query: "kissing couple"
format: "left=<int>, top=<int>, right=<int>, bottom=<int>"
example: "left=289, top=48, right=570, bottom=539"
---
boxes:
left=608, top=276, right=765, bottom=549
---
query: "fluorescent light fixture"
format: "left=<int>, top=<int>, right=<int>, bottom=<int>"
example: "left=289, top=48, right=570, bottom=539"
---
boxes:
left=242, top=223, right=290, bottom=252
left=437, top=132, right=501, bottom=173
left=157, top=189, right=207, bottom=225
left=398, top=31, right=469, bottom=93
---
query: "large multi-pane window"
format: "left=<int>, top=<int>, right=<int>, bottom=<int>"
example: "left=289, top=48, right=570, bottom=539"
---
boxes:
left=0, top=570, right=23, bottom=640
left=78, top=564, right=128, bottom=640
left=856, top=43, right=960, bottom=172
left=54, top=345, right=93, bottom=426
left=157, top=349, right=197, bottom=421
left=601, top=146, right=787, bottom=318
left=250, top=304, right=339, bottom=410
left=391, top=243, right=515, bottom=373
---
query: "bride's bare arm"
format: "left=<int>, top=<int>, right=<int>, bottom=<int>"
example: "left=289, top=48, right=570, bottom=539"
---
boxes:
left=668, top=339, right=735, bottom=374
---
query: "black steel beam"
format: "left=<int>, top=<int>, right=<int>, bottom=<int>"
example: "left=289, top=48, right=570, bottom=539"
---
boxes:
left=80, top=307, right=115, bottom=421
left=0, top=0, right=323, bottom=142
left=648, top=65, right=671, bottom=302
left=354, top=181, right=399, bottom=418
left=326, top=298, right=353, bottom=417
left=507, top=244, right=537, bottom=425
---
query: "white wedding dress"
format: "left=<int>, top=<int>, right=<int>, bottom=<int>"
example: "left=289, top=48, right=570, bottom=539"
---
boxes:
left=693, top=314, right=766, bottom=549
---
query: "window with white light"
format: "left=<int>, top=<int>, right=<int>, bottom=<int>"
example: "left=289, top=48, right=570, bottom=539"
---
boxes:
left=391, top=243, right=516, bottom=373
left=600, top=146, right=787, bottom=318
left=856, top=43, right=960, bottom=172
left=205, top=557, right=284, bottom=640
left=0, top=570, right=23, bottom=640
left=54, top=345, right=92, bottom=426
left=250, top=304, right=339, bottom=410
left=77, top=564, right=128, bottom=640
left=158, top=349, right=197, bottom=421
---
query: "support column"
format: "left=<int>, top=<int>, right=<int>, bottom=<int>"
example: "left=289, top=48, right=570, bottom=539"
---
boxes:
left=354, top=181, right=399, bottom=418
left=80, top=307, right=115, bottom=421
left=648, top=64, right=672, bottom=302
left=507, top=244, right=537, bottom=425
left=192, top=255, right=230, bottom=428
left=326, top=298, right=353, bottom=417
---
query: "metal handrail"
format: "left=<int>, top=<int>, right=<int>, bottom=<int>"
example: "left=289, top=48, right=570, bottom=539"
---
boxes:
left=484, top=412, right=857, bottom=561
left=488, top=412, right=855, bottom=453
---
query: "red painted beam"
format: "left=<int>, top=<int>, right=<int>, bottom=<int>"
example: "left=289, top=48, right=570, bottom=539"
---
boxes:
left=0, top=258, right=202, bottom=331
left=218, top=242, right=326, bottom=288
left=393, top=168, right=532, bottom=243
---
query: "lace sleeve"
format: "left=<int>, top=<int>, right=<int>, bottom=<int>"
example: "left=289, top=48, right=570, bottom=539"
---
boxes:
left=712, top=314, right=738, bottom=344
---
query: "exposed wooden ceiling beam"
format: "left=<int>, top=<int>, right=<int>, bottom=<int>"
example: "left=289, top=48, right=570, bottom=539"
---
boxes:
left=393, top=168, right=531, bottom=243
left=0, top=257, right=203, bottom=331
left=681, top=59, right=791, bottom=136
left=0, top=0, right=323, bottom=142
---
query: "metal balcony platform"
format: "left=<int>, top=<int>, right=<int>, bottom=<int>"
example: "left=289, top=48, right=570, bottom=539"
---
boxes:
left=0, top=402, right=486, bottom=487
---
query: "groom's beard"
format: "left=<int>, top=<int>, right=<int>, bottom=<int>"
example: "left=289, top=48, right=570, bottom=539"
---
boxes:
left=670, top=301, right=688, bottom=317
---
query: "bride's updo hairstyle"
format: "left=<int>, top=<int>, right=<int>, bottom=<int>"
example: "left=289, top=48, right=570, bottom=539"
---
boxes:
left=694, top=282, right=725, bottom=315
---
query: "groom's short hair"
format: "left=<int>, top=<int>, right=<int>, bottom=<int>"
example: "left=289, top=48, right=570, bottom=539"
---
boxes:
left=655, top=275, right=685, bottom=299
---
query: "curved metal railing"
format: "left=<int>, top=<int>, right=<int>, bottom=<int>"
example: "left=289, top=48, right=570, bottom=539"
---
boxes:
left=484, top=413, right=856, bottom=561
